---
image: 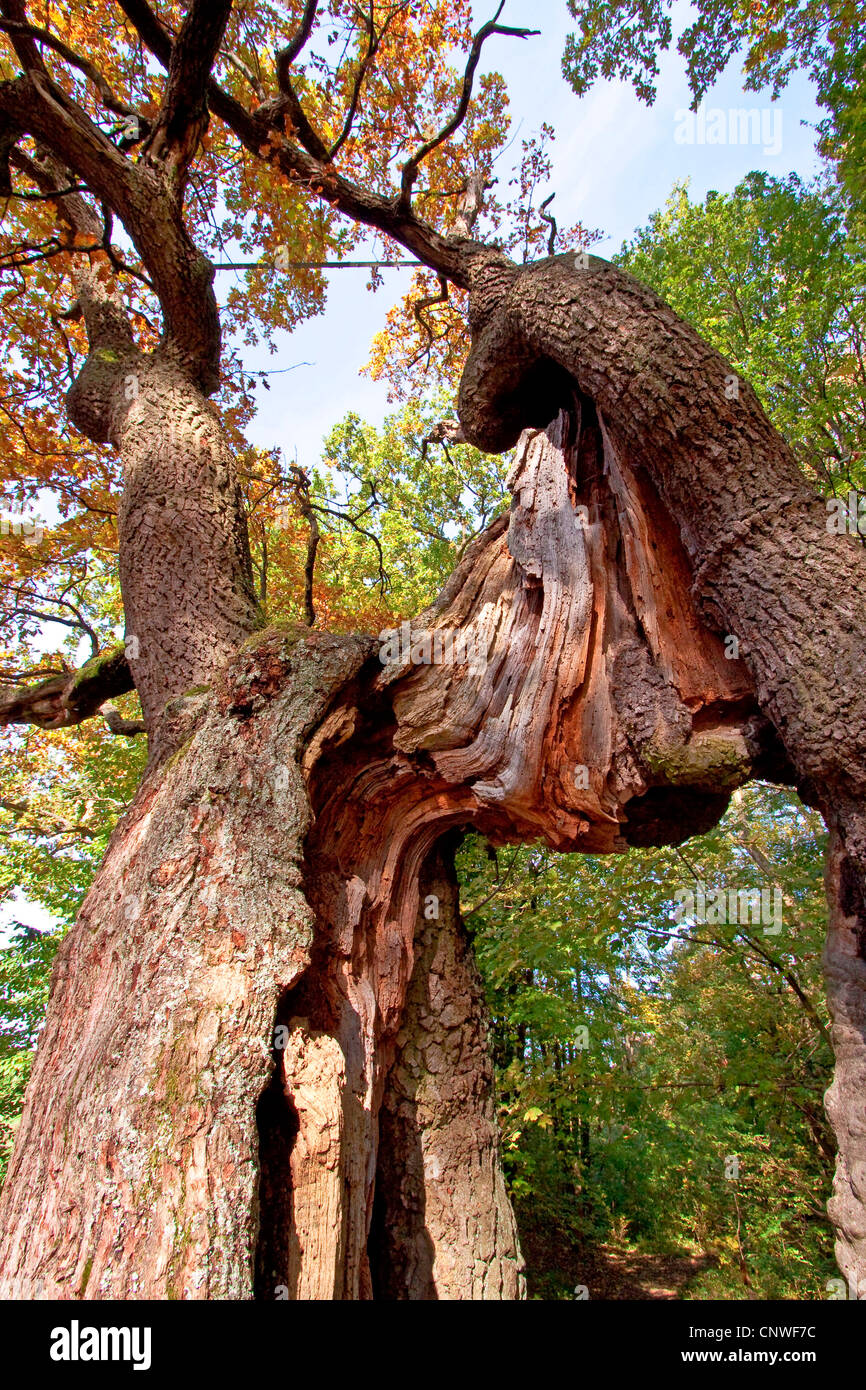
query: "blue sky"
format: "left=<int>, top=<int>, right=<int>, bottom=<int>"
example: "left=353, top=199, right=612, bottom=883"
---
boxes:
left=234, top=0, right=825, bottom=468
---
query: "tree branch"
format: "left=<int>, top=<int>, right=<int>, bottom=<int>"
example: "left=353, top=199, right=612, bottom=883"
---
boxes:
left=290, top=465, right=320, bottom=626
left=8, top=145, right=136, bottom=360
left=275, top=0, right=319, bottom=84
left=100, top=701, right=147, bottom=736
left=144, top=0, right=234, bottom=177
left=397, top=3, right=538, bottom=212
left=452, top=168, right=491, bottom=237
left=116, top=0, right=506, bottom=289
left=539, top=192, right=557, bottom=256
left=413, top=273, right=449, bottom=360
left=0, top=0, right=47, bottom=76
left=328, top=1, right=408, bottom=160
left=0, top=645, right=136, bottom=730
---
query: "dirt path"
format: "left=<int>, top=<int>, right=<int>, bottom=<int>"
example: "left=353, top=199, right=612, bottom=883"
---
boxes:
left=567, top=1243, right=716, bottom=1300
left=517, top=1207, right=716, bottom=1299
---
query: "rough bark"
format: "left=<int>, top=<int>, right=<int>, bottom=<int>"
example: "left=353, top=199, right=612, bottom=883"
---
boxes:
left=824, top=833, right=866, bottom=1298
left=453, top=253, right=866, bottom=1291
left=370, top=839, right=524, bottom=1300
left=0, top=628, right=369, bottom=1299
left=3, top=352, right=259, bottom=759
left=0, top=413, right=770, bottom=1299
left=110, top=359, right=261, bottom=749
left=0, top=39, right=252, bottom=755
left=458, top=254, right=866, bottom=840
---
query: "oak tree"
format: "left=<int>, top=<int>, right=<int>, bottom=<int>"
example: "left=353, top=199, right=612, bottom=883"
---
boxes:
left=0, top=0, right=864, bottom=1299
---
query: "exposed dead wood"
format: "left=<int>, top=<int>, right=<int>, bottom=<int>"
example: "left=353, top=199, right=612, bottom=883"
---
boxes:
left=0, top=406, right=780, bottom=1300
left=256, top=404, right=780, bottom=1296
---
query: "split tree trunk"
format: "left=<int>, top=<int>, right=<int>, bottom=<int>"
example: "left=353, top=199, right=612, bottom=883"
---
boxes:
left=4, top=19, right=864, bottom=1296
left=0, top=408, right=774, bottom=1298
left=370, top=839, right=524, bottom=1299
left=457, top=251, right=866, bottom=1295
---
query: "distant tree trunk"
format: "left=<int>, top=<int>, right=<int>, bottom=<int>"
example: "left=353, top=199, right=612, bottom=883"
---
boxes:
left=0, top=408, right=773, bottom=1298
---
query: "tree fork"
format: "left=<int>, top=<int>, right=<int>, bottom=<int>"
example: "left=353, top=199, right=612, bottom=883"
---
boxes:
left=0, top=410, right=772, bottom=1298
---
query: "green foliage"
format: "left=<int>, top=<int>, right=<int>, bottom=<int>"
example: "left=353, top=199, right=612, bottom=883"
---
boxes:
left=258, top=396, right=511, bottom=630
left=459, top=786, right=836, bottom=1299
left=617, top=172, right=866, bottom=497
left=0, top=921, right=61, bottom=1184
left=562, top=1, right=866, bottom=214
left=318, top=400, right=510, bottom=615
left=0, top=674, right=146, bottom=1187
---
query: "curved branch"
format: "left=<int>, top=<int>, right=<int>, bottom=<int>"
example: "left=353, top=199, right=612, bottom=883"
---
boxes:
left=116, top=0, right=506, bottom=289
left=0, top=74, right=219, bottom=390
left=7, top=145, right=135, bottom=366
left=397, top=4, right=538, bottom=212
left=144, top=0, right=233, bottom=176
left=413, top=272, right=449, bottom=362
left=0, top=0, right=47, bottom=76
left=539, top=192, right=557, bottom=256
left=275, top=0, right=320, bottom=86
left=0, top=17, right=141, bottom=118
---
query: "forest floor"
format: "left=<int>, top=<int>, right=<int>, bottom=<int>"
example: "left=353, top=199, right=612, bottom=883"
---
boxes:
left=517, top=1205, right=719, bottom=1299
left=562, top=1243, right=718, bottom=1299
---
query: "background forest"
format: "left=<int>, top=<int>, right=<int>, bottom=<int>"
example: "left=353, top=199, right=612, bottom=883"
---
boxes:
left=1, top=0, right=864, bottom=1299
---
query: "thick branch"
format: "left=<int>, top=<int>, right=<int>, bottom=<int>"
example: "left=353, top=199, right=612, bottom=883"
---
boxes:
left=100, top=701, right=147, bottom=736
left=0, top=0, right=47, bottom=75
left=0, top=645, right=135, bottom=730
left=145, top=0, right=233, bottom=177
left=9, top=146, right=135, bottom=358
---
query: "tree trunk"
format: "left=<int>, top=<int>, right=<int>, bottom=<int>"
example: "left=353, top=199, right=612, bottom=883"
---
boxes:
left=67, top=349, right=261, bottom=759
left=114, top=360, right=260, bottom=747
left=4, top=13, right=864, bottom=1297
left=370, top=838, right=524, bottom=1300
left=457, top=251, right=866, bottom=1292
left=0, top=409, right=772, bottom=1298
left=824, top=834, right=866, bottom=1298
left=0, top=629, right=370, bottom=1298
